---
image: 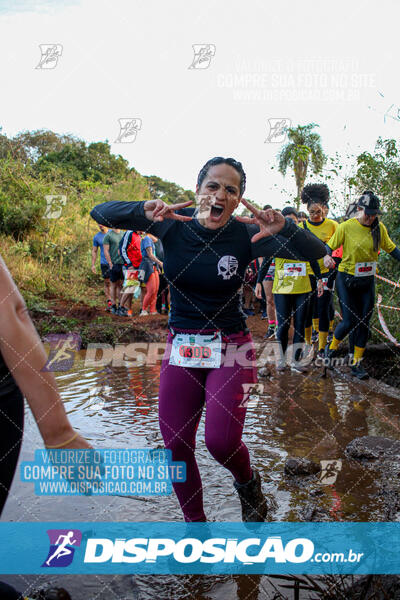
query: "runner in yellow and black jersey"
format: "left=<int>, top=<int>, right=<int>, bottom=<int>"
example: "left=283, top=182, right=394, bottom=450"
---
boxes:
left=324, top=191, right=400, bottom=379
left=300, top=183, right=338, bottom=357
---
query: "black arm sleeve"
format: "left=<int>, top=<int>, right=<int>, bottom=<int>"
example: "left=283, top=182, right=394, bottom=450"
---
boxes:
left=256, top=257, right=273, bottom=283
left=90, top=201, right=176, bottom=240
left=250, top=218, right=326, bottom=261
left=390, top=247, right=400, bottom=262
left=309, top=259, right=322, bottom=279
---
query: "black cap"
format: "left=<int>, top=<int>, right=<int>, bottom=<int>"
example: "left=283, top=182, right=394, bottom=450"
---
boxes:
left=357, top=192, right=381, bottom=215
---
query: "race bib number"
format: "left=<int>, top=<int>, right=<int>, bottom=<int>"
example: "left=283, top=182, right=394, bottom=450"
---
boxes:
left=169, top=332, right=222, bottom=368
left=355, top=262, right=376, bottom=277
left=283, top=262, right=306, bottom=277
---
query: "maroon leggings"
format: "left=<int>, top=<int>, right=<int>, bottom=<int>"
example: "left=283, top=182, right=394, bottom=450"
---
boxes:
left=158, top=330, right=257, bottom=522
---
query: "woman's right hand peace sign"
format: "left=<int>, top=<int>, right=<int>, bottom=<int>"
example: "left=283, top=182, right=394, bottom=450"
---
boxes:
left=144, top=199, right=194, bottom=222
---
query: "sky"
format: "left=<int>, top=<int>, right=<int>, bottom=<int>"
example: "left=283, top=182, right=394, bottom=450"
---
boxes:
left=0, top=0, right=399, bottom=211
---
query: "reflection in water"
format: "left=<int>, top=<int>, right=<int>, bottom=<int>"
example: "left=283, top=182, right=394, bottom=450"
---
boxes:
left=5, top=352, right=400, bottom=599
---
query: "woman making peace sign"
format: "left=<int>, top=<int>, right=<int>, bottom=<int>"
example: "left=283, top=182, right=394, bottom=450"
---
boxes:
left=91, top=157, right=326, bottom=522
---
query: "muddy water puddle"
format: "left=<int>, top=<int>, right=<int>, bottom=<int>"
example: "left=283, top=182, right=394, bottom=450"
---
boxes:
left=3, top=352, right=400, bottom=599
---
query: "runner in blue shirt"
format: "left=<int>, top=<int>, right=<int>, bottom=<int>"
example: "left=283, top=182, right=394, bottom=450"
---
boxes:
left=91, top=224, right=112, bottom=311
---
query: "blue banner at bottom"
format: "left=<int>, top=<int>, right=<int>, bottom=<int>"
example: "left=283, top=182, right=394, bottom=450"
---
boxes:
left=0, top=522, right=398, bottom=575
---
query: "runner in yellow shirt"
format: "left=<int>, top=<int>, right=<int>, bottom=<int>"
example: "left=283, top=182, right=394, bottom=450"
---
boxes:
left=300, top=183, right=338, bottom=356
left=324, top=191, right=400, bottom=379
left=272, top=207, right=323, bottom=372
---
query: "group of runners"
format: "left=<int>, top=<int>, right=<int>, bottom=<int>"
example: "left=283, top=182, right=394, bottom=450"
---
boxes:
left=247, top=184, right=400, bottom=380
left=91, top=225, right=169, bottom=317
left=0, top=156, right=399, bottom=600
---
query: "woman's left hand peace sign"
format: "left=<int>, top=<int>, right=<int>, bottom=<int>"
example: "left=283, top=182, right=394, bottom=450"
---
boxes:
left=235, top=199, right=286, bottom=242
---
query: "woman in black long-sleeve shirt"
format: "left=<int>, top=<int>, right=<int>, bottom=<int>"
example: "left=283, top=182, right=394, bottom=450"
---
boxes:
left=91, top=156, right=326, bottom=523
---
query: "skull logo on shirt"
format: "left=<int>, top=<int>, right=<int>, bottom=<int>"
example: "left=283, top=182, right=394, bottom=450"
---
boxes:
left=217, top=255, right=239, bottom=280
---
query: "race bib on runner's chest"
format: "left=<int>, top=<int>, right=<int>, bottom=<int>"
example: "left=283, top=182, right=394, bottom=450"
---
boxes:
left=169, top=332, right=222, bottom=368
left=283, top=262, right=306, bottom=277
left=354, top=262, right=376, bottom=277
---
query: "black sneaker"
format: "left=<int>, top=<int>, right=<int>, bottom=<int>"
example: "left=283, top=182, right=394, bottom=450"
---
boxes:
left=117, top=306, right=129, bottom=317
left=327, top=331, right=334, bottom=344
left=264, top=326, right=276, bottom=339
left=351, top=363, right=369, bottom=380
left=324, top=344, right=337, bottom=369
left=311, top=330, right=319, bottom=343
left=234, top=468, right=268, bottom=522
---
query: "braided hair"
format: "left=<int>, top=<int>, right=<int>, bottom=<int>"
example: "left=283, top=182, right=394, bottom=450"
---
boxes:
left=197, top=157, right=246, bottom=197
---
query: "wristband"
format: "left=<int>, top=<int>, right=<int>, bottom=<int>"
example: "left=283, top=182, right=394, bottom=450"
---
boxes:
left=45, top=431, right=79, bottom=449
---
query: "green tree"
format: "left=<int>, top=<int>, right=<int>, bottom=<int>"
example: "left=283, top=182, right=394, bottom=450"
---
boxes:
left=0, top=128, right=28, bottom=161
left=145, top=175, right=195, bottom=204
left=349, top=138, right=400, bottom=211
left=321, top=150, right=357, bottom=217
left=278, top=123, right=326, bottom=208
left=36, top=140, right=130, bottom=184
left=13, top=129, right=79, bottom=162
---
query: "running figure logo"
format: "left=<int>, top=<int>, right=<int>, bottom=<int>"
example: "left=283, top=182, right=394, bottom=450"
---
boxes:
left=196, top=194, right=214, bottom=219
left=42, top=333, right=81, bottom=372
left=319, top=459, right=342, bottom=485
left=217, top=256, right=238, bottom=280
left=42, top=529, right=82, bottom=567
left=35, top=44, right=63, bottom=69
left=384, top=104, right=400, bottom=123
left=44, top=195, right=67, bottom=219
left=188, top=44, right=216, bottom=69
left=115, top=118, right=142, bottom=143
left=87, top=384, right=111, bottom=410
left=264, top=118, right=291, bottom=143
left=239, top=383, right=264, bottom=408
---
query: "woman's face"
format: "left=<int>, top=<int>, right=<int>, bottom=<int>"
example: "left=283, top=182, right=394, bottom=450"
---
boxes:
left=308, top=202, right=324, bottom=223
left=357, top=207, right=377, bottom=226
left=195, top=163, right=242, bottom=229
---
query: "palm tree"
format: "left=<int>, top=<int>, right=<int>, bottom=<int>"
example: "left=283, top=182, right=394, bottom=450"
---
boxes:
left=278, top=123, right=326, bottom=208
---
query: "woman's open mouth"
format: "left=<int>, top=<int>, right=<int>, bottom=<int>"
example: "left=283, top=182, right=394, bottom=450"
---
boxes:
left=210, top=203, right=224, bottom=221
